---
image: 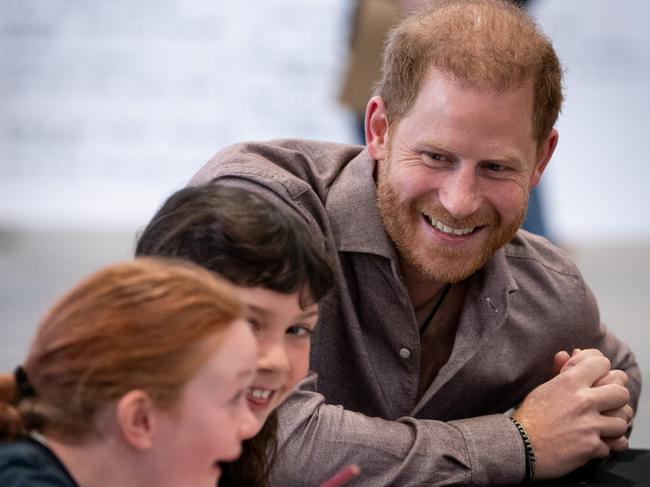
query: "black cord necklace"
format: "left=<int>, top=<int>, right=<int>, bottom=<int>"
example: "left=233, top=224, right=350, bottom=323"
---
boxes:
left=419, top=283, right=452, bottom=336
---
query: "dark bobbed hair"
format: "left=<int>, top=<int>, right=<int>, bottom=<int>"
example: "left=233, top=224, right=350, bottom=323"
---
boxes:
left=135, top=183, right=335, bottom=487
left=135, top=184, right=334, bottom=307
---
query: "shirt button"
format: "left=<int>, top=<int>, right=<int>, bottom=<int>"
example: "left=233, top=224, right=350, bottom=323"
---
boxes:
left=399, top=347, right=411, bottom=359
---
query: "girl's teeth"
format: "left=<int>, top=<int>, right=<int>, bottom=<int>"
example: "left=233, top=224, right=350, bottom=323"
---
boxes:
left=248, top=388, right=272, bottom=399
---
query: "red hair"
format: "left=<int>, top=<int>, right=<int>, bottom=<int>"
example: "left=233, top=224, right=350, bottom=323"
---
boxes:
left=0, top=257, right=242, bottom=441
left=376, top=0, right=563, bottom=143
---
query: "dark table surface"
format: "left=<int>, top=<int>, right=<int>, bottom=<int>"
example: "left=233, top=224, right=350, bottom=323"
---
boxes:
left=535, top=449, right=650, bottom=486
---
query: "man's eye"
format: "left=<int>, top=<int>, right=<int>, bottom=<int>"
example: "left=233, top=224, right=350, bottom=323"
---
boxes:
left=425, top=152, right=446, bottom=161
left=484, top=162, right=504, bottom=172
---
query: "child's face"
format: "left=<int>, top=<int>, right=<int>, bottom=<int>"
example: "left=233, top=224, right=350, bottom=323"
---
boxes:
left=149, top=318, right=258, bottom=487
left=236, top=286, right=319, bottom=431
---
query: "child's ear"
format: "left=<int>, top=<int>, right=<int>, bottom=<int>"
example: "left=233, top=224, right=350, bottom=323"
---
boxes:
left=116, top=390, right=156, bottom=450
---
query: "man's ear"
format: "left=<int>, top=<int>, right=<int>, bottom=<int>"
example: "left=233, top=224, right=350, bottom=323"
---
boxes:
left=531, top=128, right=559, bottom=188
left=116, top=390, right=156, bottom=450
left=365, top=96, right=390, bottom=161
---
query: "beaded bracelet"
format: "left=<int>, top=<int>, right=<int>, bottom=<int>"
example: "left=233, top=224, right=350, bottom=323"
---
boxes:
left=511, top=418, right=536, bottom=484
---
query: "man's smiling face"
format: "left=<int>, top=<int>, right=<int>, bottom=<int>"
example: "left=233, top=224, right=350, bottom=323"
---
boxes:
left=371, top=69, right=556, bottom=283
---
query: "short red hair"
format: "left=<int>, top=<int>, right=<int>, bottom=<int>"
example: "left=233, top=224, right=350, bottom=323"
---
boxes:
left=376, top=0, right=563, bottom=143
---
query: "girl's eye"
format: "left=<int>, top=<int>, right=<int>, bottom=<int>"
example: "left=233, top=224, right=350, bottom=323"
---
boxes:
left=246, top=317, right=261, bottom=332
left=287, top=325, right=312, bottom=338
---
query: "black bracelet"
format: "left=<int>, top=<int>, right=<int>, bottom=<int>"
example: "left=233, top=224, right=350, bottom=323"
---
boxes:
left=511, top=418, right=536, bottom=484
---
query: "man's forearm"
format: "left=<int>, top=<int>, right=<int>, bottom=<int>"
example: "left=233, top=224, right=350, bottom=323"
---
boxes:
left=271, top=374, right=525, bottom=487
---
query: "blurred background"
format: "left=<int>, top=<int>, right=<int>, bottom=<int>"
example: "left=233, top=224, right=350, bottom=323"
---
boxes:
left=1, top=0, right=649, bottom=446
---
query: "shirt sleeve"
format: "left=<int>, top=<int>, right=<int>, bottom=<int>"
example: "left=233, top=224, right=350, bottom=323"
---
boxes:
left=270, top=373, right=526, bottom=486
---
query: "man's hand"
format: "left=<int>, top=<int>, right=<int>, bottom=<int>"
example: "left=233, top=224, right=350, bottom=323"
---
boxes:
left=552, top=348, right=634, bottom=452
left=512, top=355, right=631, bottom=480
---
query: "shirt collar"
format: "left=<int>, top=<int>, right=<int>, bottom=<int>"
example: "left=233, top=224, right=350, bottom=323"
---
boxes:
left=325, top=148, right=397, bottom=260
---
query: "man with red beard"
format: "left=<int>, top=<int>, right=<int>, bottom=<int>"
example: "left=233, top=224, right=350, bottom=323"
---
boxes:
left=189, top=1, right=639, bottom=485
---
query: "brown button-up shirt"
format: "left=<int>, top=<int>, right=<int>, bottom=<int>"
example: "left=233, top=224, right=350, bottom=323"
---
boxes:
left=190, top=139, right=641, bottom=486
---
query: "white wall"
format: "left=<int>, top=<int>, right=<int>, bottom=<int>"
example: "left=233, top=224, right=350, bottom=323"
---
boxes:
left=530, top=0, right=650, bottom=245
left=0, top=0, right=354, bottom=231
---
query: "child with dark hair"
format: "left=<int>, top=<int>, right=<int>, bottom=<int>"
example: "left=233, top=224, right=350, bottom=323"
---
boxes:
left=135, top=184, right=335, bottom=487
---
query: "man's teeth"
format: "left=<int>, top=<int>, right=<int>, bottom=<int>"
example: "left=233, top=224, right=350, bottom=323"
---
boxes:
left=427, top=216, right=475, bottom=236
left=248, top=388, right=272, bottom=400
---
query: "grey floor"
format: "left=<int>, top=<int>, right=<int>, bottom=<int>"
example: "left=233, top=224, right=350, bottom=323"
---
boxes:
left=1, top=229, right=648, bottom=447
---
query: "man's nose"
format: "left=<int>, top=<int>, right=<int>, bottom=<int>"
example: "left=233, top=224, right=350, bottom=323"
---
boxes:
left=438, top=165, right=481, bottom=219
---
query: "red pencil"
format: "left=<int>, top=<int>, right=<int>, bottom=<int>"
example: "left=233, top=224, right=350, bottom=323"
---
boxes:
left=319, top=464, right=361, bottom=487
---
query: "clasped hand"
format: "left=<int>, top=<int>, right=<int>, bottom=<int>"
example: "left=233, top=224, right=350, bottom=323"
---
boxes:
left=512, top=348, right=633, bottom=480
